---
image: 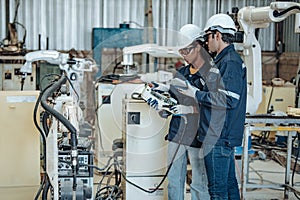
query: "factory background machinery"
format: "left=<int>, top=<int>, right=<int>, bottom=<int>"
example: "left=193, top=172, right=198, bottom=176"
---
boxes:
left=1, top=0, right=300, bottom=200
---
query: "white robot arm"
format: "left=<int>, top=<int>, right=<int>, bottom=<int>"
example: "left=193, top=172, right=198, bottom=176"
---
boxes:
left=21, top=50, right=69, bottom=73
left=122, top=43, right=181, bottom=66
left=21, top=50, right=95, bottom=74
left=238, top=1, right=300, bottom=114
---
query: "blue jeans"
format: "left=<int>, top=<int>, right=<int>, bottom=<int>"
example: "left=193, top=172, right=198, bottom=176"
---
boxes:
left=167, top=142, right=210, bottom=200
left=203, top=145, right=240, bottom=200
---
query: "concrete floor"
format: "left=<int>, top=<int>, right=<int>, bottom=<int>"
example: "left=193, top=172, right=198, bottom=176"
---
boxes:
left=243, top=158, right=300, bottom=200
left=184, top=158, right=300, bottom=200
left=1, top=158, right=299, bottom=199
left=93, top=157, right=300, bottom=200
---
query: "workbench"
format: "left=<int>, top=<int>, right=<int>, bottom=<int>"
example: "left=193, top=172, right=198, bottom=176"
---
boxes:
left=241, top=115, right=300, bottom=200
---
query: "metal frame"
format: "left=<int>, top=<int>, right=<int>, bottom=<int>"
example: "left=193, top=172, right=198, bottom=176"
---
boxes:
left=241, top=116, right=300, bottom=200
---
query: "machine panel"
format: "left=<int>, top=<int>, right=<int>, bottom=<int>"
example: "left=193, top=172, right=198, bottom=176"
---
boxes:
left=123, top=99, right=169, bottom=200
left=1, top=63, right=36, bottom=91
left=0, top=91, right=40, bottom=200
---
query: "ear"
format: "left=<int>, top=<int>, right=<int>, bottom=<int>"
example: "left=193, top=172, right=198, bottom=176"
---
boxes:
left=196, top=43, right=201, bottom=51
left=216, top=32, right=221, bottom=40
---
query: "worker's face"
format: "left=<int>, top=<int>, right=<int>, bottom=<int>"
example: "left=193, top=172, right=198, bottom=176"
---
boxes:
left=179, top=42, right=200, bottom=65
left=205, top=31, right=218, bottom=54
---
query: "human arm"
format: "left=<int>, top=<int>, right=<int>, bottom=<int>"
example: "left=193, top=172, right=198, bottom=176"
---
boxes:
left=177, top=60, right=246, bottom=110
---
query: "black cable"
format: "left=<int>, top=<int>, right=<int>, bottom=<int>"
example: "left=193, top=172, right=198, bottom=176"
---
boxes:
left=42, top=111, right=50, bottom=136
left=95, top=163, right=116, bottom=199
left=273, top=6, right=300, bottom=18
left=34, top=84, right=54, bottom=143
left=40, top=75, right=77, bottom=135
left=20, top=76, right=25, bottom=91
left=32, top=82, right=56, bottom=200
left=267, top=86, right=274, bottom=113
left=40, top=73, right=61, bottom=91
left=95, top=185, right=122, bottom=200
left=94, top=158, right=123, bottom=200
left=34, top=173, right=46, bottom=200
left=112, top=61, right=122, bottom=74
left=40, top=74, right=79, bottom=195
left=42, top=175, right=51, bottom=200
left=13, top=0, right=20, bottom=23
left=65, top=75, right=80, bottom=102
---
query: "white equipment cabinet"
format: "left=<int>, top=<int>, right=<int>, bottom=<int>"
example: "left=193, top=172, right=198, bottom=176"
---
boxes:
left=96, top=83, right=146, bottom=166
left=122, top=98, right=169, bottom=200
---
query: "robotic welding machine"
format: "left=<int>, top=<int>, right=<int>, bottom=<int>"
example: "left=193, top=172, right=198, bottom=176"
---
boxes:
left=21, top=50, right=96, bottom=200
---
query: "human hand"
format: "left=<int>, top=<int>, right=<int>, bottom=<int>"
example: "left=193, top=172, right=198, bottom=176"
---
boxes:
left=150, top=82, right=170, bottom=92
left=174, top=78, right=199, bottom=98
left=146, top=97, right=159, bottom=110
left=170, top=105, right=194, bottom=115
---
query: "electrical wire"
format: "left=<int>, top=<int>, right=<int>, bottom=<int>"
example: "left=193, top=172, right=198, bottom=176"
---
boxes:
left=32, top=82, right=57, bottom=200
left=273, top=6, right=300, bottom=18
left=40, top=74, right=80, bottom=197
left=42, top=175, right=52, bottom=200
left=95, top=162, right=121, bottom=200
left=34, top=173, right=46, bottom=200
left=13, top=0, right=20, bottom=23
left=40, top=73, right=61, bottom=91
left=65, top=75, right=80, bottom=102
left=40, top=74, right=76, bottom=134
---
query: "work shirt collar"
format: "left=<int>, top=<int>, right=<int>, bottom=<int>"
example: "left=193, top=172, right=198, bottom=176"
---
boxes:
left=214, top=44, right=235, bottom=63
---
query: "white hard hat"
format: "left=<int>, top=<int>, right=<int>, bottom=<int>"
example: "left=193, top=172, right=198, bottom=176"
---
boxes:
left=204, top=13, right=237, bottom=35
left=179, top=24, right=202, bottom=40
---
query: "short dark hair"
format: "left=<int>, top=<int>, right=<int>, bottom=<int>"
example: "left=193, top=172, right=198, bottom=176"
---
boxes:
left=220, top=33, right=235, bottom=44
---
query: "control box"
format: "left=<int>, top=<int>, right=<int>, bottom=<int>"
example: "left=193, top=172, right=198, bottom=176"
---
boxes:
left=58, top=151, right=94, bottom=200
left=58, top=151, right=93, bottom=178
left=1, top=63, right=36, bottom=90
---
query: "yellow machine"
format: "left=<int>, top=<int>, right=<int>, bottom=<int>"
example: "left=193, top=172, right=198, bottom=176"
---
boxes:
left=0, top=91, right=40, bottom=200
left=256, top=85, right=296, bottom=114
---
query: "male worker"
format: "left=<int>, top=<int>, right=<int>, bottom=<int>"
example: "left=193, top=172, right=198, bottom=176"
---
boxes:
left=177, top=13, right=247, bottom=199
left=147, top=24, right=211, bottom=200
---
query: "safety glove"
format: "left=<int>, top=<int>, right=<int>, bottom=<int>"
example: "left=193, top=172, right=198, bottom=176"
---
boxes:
left=170, top=105, right=194, bottom=115
left=146, top=97, right=159, bottom=110
left=150, top=82, right=170, bottom=92
left=173, top=78, right=199, bottom=98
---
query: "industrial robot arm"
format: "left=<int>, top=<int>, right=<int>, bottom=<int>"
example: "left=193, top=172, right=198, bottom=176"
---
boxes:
left=238, top=1, right=300, bottom=114
left=122, top=43, right=182, bottom=66
left=21, top=49, right=96, bottom=200
left=21, top=50, right=69, bottom=73
left=21, top=50, right=95, bottom=74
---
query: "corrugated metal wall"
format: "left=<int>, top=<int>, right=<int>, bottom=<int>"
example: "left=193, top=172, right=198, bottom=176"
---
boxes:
left=0, top=0, right=298, bottom=52
left=283, top=7, right=300, bottom=52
